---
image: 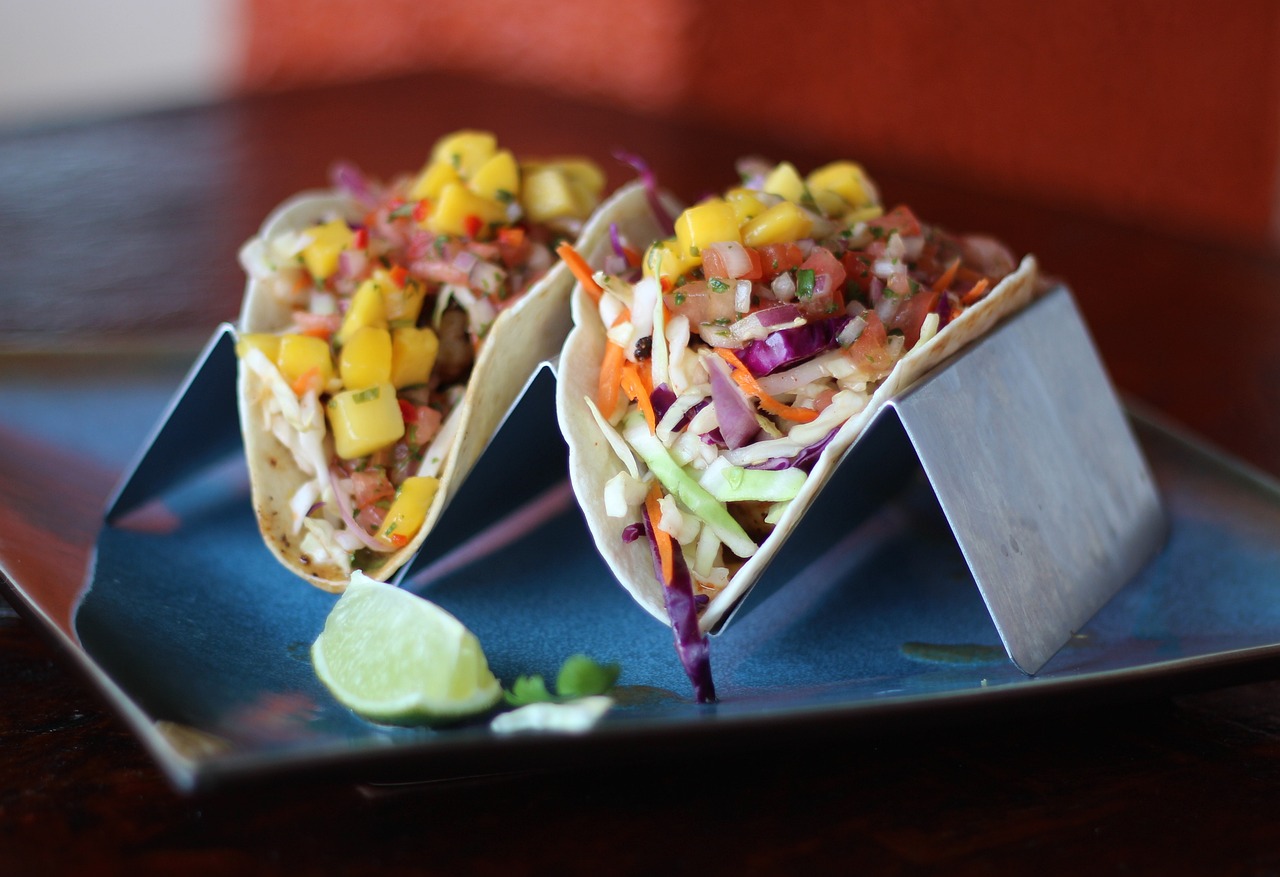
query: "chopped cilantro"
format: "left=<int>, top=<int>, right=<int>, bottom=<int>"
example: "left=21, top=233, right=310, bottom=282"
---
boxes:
left=352, top=386, right=380, bottom=403
left=504, top=654, right=620, bottom=706
left=708, top=277, right=729, bottom=291
left=796, top=268, right=816, bottom=300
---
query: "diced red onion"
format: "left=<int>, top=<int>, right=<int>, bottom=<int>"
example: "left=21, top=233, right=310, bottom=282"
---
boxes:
left=327, top=468, right=396, bottom=553
left=836, top=314, right=868, bottom=347
left=771, top=272, right=796, bottom=301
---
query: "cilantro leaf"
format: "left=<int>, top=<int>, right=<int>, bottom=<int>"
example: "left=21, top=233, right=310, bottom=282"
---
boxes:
left=556, top=654, right=621, bottom=699
left=504, top=674, right=555, bottom=706
left=503, top=654, right=620, bottom=706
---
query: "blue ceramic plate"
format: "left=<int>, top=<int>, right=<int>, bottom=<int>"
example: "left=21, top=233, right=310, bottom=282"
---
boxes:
left=4, top=337, right=1280, bottom=794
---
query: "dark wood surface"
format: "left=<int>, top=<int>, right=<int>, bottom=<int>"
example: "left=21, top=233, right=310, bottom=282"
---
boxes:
left=4, top=70, right=1280, bottom=874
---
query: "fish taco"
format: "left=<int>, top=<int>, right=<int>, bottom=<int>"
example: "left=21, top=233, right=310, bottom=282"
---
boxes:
left=237, top=130, right=605, bottom=591
left=555, top=157, right=1041, bottom=699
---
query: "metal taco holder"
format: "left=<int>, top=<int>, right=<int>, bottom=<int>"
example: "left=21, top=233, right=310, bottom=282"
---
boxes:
left=102, top=283, right=1165, bottom=677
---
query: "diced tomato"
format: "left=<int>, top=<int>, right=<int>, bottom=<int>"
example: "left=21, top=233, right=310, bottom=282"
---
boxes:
left=890, top=286, right=941, bottom=348
left=795, top=247, right=847, bottom=319
left=351, top=469, right=395, bottom=509
left=400, top=401, right=443, bottom=446
left=844, top=311, right=893, bottom=375
left=866, top=205, right=922, bottom=239
left=496, top=226, right=530, bottom=269
left=352, top=227, right=369, bottom=250
left=841, top=252, right=875, bottom=298
left=752, top=243, right=806, bottom=281
left=663, top=279, right=738, bottom=327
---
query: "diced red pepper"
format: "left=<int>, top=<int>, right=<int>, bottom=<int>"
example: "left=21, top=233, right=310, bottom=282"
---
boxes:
left=464, top=214, right=484, bottom=238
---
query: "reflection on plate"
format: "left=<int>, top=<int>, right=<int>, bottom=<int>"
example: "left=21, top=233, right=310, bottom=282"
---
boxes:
left=4, top=350, right=1280, bottom=793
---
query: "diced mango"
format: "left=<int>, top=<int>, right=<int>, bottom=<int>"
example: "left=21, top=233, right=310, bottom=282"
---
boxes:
left=335, top=277, right=388, bottom=346
left=424, top=182, right=506, bottom=237
left=409, top=160, right=462, bottom=201
left=389, top=326, right=439, bottom=388
left=430, top=130, right=497, bottom=178
left=338, top=326, right=393, bottom=390
left=300, top=219, right=354, bottom=281
left=376, top=476, right=440, bottom=546
left=806, top=161, right=875, bottom=217
left=326, top=383, right=405, bottom=460
left=383, top=275, right=427, bottom=325
left=276, top=334, right=334, bottom=390
left=762, top=162, right=808, bottom=204
left=724, top=187, right=769, bottom=226
left=544, top=158, right=606, bottom=207
left=235, top=332, right=281, bottom=361
left=741, top=201, right=815, bottom=247
left=642, top=239, right=700, bottom=288
left=520, top=165, right=597, bottom=223
left=675, top=199, right=741, bottom=257
left=467, top=149, right=520, bottom=204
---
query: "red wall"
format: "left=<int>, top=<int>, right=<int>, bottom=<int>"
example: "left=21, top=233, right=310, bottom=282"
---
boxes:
left=240, top=0, right=1280, bottom=249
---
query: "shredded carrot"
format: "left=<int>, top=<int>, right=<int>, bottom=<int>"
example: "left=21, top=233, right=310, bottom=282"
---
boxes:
left=644, top=484, right=674, bottom=586
left=961, top=277, right=990, bottom=305
left=931, top=258, right=961, bottom=293
left=598, top=341, right=625, bottom=417
left=556, top=241, right=604, bottom=304
left=290, top=366, right=320, bottom=397
left=621, top=362, right=657, bottom=431
left=714, top=349, right=819, bottom=423
left=597, top=310, right=631, bottom=418
left=299, top=325, right=332, bottom=340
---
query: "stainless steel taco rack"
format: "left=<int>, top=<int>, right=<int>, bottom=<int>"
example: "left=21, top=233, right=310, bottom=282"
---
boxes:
left=859, top=285, right=1166, bottom=673
left=101, top=284, right=1164, bottom=678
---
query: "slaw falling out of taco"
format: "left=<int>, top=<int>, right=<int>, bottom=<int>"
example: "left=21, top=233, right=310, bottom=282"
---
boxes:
left=556, top=157, right=1042, bottom=701
left=236, top=130, right=604, bottom=591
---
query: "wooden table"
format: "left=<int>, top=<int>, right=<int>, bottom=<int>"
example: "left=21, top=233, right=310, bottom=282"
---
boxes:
left=5, top=71, right=1280, bottom=874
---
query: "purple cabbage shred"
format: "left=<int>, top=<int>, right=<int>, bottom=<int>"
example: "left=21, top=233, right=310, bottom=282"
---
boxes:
left=641, top=505, right=716, bottom=703
left=737, top=316, right=851, bottom=376
left=613, top=149, right=675, bottom=237
left=748, top=428, right=839, bottom=473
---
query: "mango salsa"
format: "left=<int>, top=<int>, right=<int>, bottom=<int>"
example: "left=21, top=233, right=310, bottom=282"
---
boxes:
left=376, top=476, right=440, bottom=546
left=642, top=239, right=701, bottom=289
left=300, top=219, right=354, bottom=281
left=338, top=326, right=393, bottom=390
left=276, top=334, right=334, bottom=392
left=676, top=199, right=741, bottom=257
left=327, top=383, right=405, bottom=460
left=467, top=149, right=520, bottom=203
left=431, top=130, right=497, bottom=178
left=741, top=200, right=815, bottom=247
left=335, top=277, right=389, bottom=346
left=389, top=326, right=439, bottom=389
left=236, top=332, right=281, bottom=362
left=424, top=182, right=506, bottom=237
left=762, top=162, right=808, bottom=204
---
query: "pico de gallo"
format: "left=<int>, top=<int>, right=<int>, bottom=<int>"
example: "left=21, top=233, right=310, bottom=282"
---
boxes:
left=237, top=130, right=603, bottom=579
left=563, top=155, right=1020, bottom=616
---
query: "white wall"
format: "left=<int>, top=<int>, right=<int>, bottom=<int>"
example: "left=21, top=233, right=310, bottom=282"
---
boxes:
left=0, top=0, right=241, bottom=128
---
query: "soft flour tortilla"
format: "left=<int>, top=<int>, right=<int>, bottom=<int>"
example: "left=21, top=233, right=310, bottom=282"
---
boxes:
left=556, top=182, right=1041, bottom=632
left=238, top=191, right=578, bottom=591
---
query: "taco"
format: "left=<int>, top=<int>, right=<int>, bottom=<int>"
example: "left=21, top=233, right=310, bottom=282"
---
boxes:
left=236, top=130, right=605, bottom=591
left=556, top=158, right=1041, bottom=700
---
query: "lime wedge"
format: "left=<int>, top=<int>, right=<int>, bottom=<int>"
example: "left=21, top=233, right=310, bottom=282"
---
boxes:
left=311, top=572, right=502, bottom=724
